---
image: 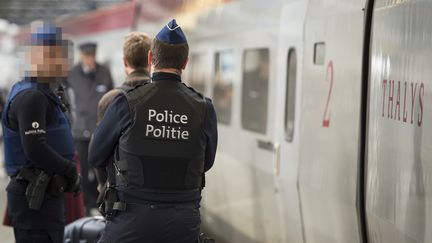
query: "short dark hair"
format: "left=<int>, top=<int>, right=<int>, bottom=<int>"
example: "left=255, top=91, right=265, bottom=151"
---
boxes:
left=150, top=38, right=188, bottom=70
left=123, top=32, right=151, bottom=69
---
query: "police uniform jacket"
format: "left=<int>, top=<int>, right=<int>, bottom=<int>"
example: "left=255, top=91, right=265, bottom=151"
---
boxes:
left=88, top=72, right=218, bottom=203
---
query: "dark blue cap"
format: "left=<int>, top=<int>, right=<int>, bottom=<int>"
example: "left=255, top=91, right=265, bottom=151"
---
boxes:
left=155, top=19, right=187, bottom=45
left=30, top=21, right=63, bottom=46
left=79, top=42, right=97, bottom=54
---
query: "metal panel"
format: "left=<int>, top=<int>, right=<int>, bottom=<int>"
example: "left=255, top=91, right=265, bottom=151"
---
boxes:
left=366, top=1, right=432, bottom=242
left=299, top=0, right=366, bottom=242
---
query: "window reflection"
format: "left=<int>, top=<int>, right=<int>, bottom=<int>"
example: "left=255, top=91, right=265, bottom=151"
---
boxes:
left=241, top=48, right=269, bottom=134
left=213, top=50, right=234, bottom=124
left=188, top=53, right=206, bottom=94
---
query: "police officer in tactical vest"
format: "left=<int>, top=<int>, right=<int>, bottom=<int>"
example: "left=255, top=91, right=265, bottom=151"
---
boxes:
left=88, top=19, right=218, bottom=242
left=2, top=21, right=81, bottom=243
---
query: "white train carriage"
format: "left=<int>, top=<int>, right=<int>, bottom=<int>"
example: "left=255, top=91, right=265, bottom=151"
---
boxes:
left=19, top=0, right=431, bottom=242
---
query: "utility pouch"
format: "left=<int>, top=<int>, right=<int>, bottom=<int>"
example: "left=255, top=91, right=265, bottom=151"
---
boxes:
left=17, top=168, right=52, bottom=210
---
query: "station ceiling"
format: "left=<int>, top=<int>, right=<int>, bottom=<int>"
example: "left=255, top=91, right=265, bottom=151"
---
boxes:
left=0, top=0, right=126, bottom=25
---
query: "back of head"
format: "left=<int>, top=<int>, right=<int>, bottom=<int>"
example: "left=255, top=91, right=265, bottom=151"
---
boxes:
left=151, top=19, right=189, bottom=70
left=123, top=32, right=151, bottom=69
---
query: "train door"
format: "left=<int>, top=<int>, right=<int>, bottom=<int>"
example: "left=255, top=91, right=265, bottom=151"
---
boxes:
left=185, top=2, right=288, bottom=239
left=241, top=45, right=285, bottom=243
left=201, top=34, right=286, bottom=243
left=273, top=1, right=308, bottom=243
left=298, top=0, right=367, bottom=242
left=208, top=14, right=287, bottom=242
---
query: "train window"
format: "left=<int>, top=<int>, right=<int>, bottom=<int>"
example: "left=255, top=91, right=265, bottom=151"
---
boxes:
left=313, top=42, right=325, bottom=65
left=213, top=50, right=234, bottom=125
left=188, top=53, right=206, bottom=94
left=241, top=48, right=269, bottom=134
left=285, top=48, right=297, bottom=142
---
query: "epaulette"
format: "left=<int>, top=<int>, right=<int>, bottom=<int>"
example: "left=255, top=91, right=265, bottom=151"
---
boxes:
left=181, top=83, right=205, bottom=100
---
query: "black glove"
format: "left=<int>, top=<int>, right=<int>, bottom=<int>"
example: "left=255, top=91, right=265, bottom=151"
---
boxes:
left=65, top=164, right=81, bottom=195
left=49, top=175, right=68, bottom=197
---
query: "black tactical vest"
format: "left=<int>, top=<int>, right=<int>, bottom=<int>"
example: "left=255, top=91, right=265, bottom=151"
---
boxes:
left=115, top=81, right=207, bottom=191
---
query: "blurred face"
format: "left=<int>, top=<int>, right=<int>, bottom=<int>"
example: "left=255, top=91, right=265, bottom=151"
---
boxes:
left=81, top=53, right=96, bottom=71
left=30, top=45, right=69, bottom=79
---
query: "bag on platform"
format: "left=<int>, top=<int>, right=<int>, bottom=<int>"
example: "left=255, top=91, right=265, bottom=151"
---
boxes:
left=63, top=216, right=106, bottom=243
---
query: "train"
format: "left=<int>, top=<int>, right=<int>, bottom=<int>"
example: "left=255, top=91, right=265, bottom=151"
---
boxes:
left=5, top=0, right=432, bottom=242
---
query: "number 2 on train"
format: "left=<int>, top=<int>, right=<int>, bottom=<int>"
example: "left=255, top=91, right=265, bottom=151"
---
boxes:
left=322, top=60, right=334, bottom=128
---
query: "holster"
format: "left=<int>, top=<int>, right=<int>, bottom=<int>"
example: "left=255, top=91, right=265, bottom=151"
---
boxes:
left=17, top=168, right=51, bottom=210
left=97, top=184, right=126, bottom=220
left=17, top=168, right=71, bottom=210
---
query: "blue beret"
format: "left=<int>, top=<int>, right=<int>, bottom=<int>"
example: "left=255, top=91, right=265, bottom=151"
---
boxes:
left=30, top=21, right=63, bottom=46
left=155, top=19, right=187, bottom=45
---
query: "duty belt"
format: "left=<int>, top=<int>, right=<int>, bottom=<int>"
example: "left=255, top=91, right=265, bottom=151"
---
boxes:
left=16, top=167, right=68, bottom=210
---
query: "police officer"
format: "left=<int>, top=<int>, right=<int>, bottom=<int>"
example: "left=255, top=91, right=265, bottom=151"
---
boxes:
left=2, top=21, right=80, bottom=243
left=94, top=32, right=151, bottom=196
left=65, top=42, right=113, bottom=214
left=88, top=19, right=218, bottom=242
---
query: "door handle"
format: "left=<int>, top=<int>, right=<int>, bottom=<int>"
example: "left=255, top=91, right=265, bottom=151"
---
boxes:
left=257, top=139, right=281, bottom=176
left=257, top=139, right=277, bottom=152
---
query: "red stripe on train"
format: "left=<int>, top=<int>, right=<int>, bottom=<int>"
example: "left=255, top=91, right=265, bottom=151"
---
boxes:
left=60, top=1, right=137, bottom=36
left=15, top=0, right=235, bottom=41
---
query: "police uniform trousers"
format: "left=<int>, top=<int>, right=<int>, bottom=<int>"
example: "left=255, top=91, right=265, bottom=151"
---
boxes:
left=98, top=202, right=201, bottom=243
left=6, top=178, right=65, bottom=243
left=75, top=140, right=99, bottom=213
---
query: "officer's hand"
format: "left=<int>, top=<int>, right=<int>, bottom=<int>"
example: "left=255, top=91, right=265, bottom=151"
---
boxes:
left=70, top=174, right=82, bottom=196
left=65, top=165, right=81, bottom=195
left=97, top=183, right=104, bottom=193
